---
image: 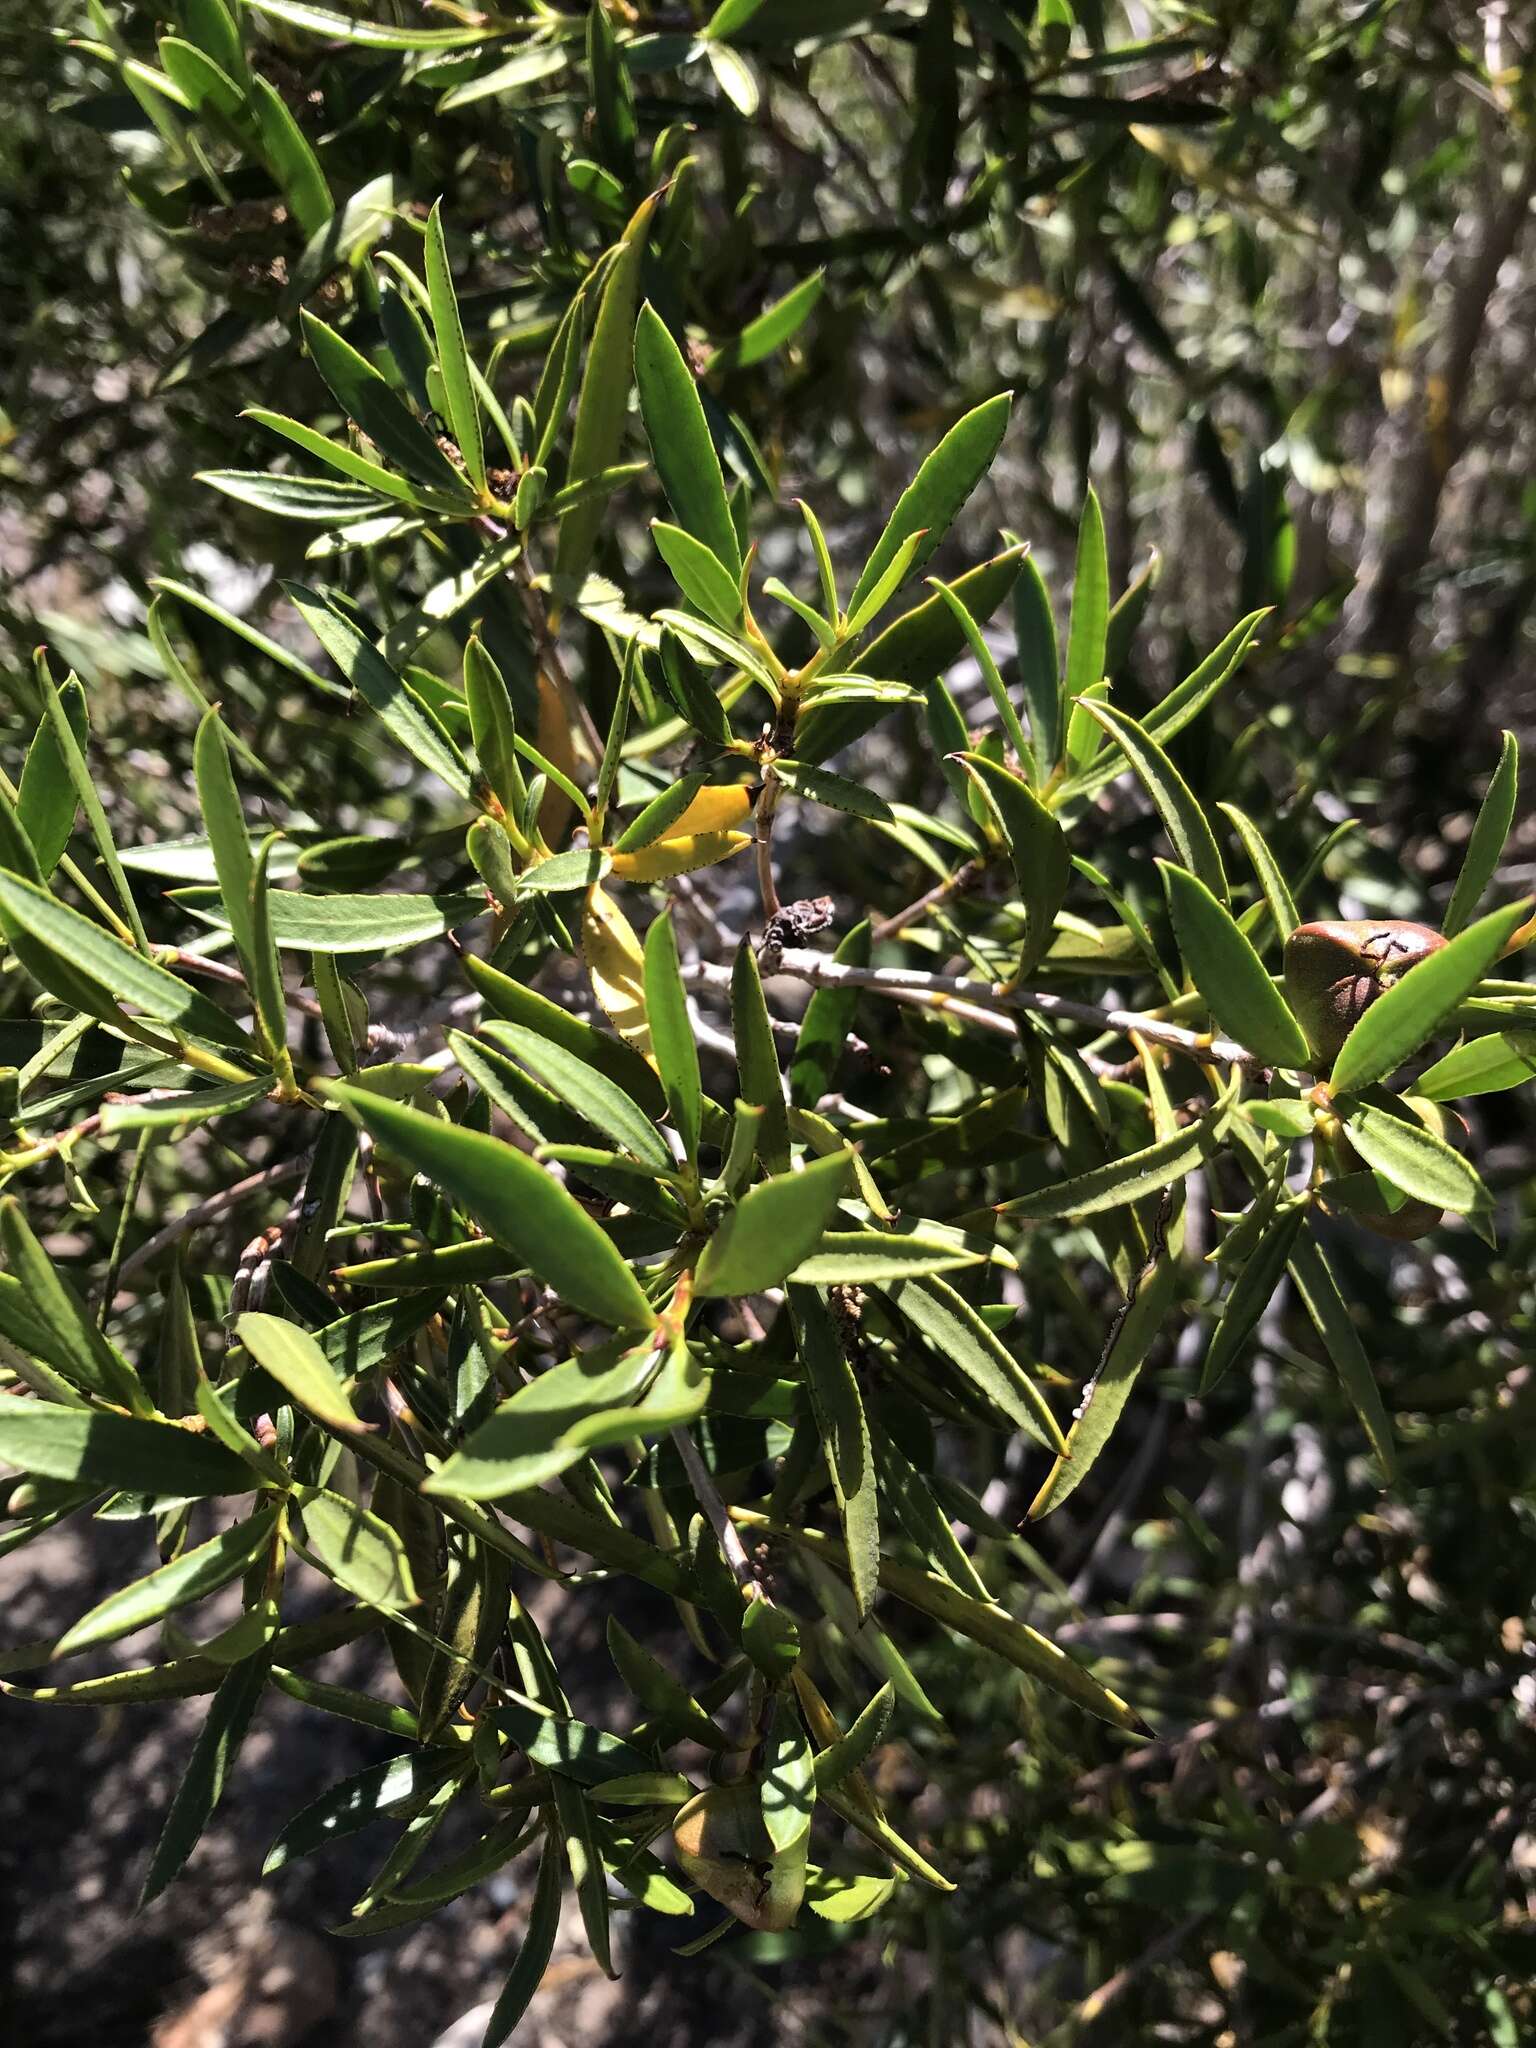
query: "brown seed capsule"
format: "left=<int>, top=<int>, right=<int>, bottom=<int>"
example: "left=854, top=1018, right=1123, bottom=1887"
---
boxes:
left=1282, top=919, right=1447, bottom=1070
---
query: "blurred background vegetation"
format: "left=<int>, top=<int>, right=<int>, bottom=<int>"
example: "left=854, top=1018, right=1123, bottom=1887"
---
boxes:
left=2, top=2, right=1534, bottom=2043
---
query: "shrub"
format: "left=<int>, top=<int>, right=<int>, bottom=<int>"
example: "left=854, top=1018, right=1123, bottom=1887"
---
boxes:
left=4, top=3, right=1535, bottom=2041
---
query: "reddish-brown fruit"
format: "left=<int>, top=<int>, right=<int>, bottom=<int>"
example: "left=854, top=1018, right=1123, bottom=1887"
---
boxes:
left=1282, top=919, right=1447, bottom=1070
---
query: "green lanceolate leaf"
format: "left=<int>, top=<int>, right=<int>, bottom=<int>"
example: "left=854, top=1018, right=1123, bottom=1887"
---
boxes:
left=1443, top=730, right=1518, bottom=938
left=885, top=1276, right=1062, bottom=1453
left=995, top=1077, right=1237, bottom=1223
left=635, top=302, right=741, bottom=576
left=141, top=1650, right=270, bottom=1905
left=956, top=753, right=1068, bottom=975
left=0, top=869, right=254, bottom=1054
left=1338, top=1101, right=1489, bottom=1218
left=16, top=677, right=87, bottom=877
left=463, top=952, right=665, bottom=1117
left=294, top=1486, right=417, bottom=1612
left=332, top=1088, right=657, bottom=1330
left=1329, top=901, right=1530, bottom=1094
left=845, top=393, right=1011, bottom=618
left=789, top=918, right=870, bottom=1108
left=1201, top=1200, right=1305, bottom=1393
left=695, top=1150, right=853, bottom=1297
left=1417, top=1029, right=1536, bottom=1100
left=1062, top=486, right=1109, bottom=744
left=761, top=1698, right=815, bottom=1853
left=706, top=271, right=823, bottom=373
left=179, top=885, right=485, bottom=954
left=731, top=941, right=791, bottom=1172
left=555, top=190, right=658, bottom=585
left=1014, top=550, right=1060, bottom=768
left=1160, top=861, right=1309, bottom=1066
left=1288, top=1227, right=1396, bottom=1482
left=299, top=310, right=473, bottom=500
left=0, top=1400, right=254, bottom=1498
left=644, top=910, right=702, bottom=1164
left=1028, top=1241, right=1178, bottom=1515
left=651, top=520, right=742, bottom=627
left=0, top=1199, right=145, bottom=1411
left=1083, top=699, right=1228, bottom=902
left=473, top=1022, right=671, bottom=1172
left=789, top=1284, right=878, bottom=1618
left=1217, top=800, right=1299, bottom=947
left=423, top=200, right=486, bottom=495
left=482, top=1828, right=562, bottom=2048
left=56, top=1506, right=280, bottom=1657
left=236, top=1312, right=361, bottom=1428
left=283, top=586, right=474, bottom=801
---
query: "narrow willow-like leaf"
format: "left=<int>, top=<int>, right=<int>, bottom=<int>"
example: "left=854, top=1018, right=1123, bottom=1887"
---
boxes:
left=845, top=393, right=1011, bottom=618
left=643, top=910, right=702, bottom=1165
left=956, top=753, right=1068, bottom=976
left=1218, top=800, right=1299, bottom=945
left=695, top=1151, right=852, bottom=1297
left=474, top=1022, right=671, bottom=1172
left=179, top=885, right=484, bottom=955
left=885, top=1276, right=1062, bottom=1453
left=295, top=1486, right=417, bottom=1612
left=237, top=1312, right=361, bottom=1428
left=1013, top=549, right=1060, bottom=768
left=423, top=200, right=485, bottom=494
left=652, top=520, right=742, bottom=628
left=1062, top=486, right=1108, bottom=729
left=1339, top=1101, right=1489, bottom=1217
left=789, top=1231, right=985, bottom=1284
left=0, top=870, right=252, bottom=1054
left=1161, top=861, right=1309, bottom=1065
left=706, top=270, right=823, bottom=372
left=140, top=1651, right=269, bottom=1905
left=551, top=1772, right=613, bottom=1976
left=1083, top=699, right=1228, bottom=902
left=995, top=1079, right=1236, bottom=1223
left=811, top=1680, right=893, bottom=1790
left=483, top=1829, right=562, bottom=2048
left=1417, top=1029, right=1536, bottom=1100
left=771, top=761, right=894, bottom=822
left=333, top=1087, right=657, bottom=1330
left=928, top=579, right=1033, bottom=771
left=284, top=586, right=474, bottom=800
left=1329, top=900, right=1529, bottom=1094
left=463, top=951, right=665, bottom=1116
left=263, top=1751, right=461, bottom=1874
left=1201, top=1201, right=1305, bottom=1393
left=16, top=678, right=87, bottom=878
left=752, top=1514, right=1141, bottom=1730
left=761, top=1699, right=815, bottom=1853
left=1443, top=729, right=1518, bottom=937
left=0, top=1198, right=145, bottom=1411
left=731, top=941, right=791, bottom=1171
left=56, top=1506, right=280, bottom=1657
left=1288, top=1227, right=1397, bottom=1483
left=1028, top=1248, right=1178, bottom=1516
left=635, top=303, right=741, bottom=575
left=555, top=191, right=658, bottom=584
left=243, top=409, right=423, bottom=506
left=790, top=1284, right=878, bottom=1619
left=789, top=918, right=869, bottom=1108
left=299, top=310, right=472, bottom=498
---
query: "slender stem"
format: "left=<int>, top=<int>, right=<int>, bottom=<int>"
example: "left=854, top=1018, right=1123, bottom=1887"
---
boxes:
left=870, top=858, right=984, bottom=943
left=754, top=767, right=783, bottom=921
left=115, top=1154, right=310, bottom=1287
left=670, top=1424, right=758, bottom=1590
left=690, top=949, right=1273, bottom=1073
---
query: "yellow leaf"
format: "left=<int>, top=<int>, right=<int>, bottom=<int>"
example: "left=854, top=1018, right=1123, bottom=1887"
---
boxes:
left=610, top=830, right=752, bottom=882
left=664, top=783, right=754, bottom=838
left=582, top=882, right=651, bottom=1055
